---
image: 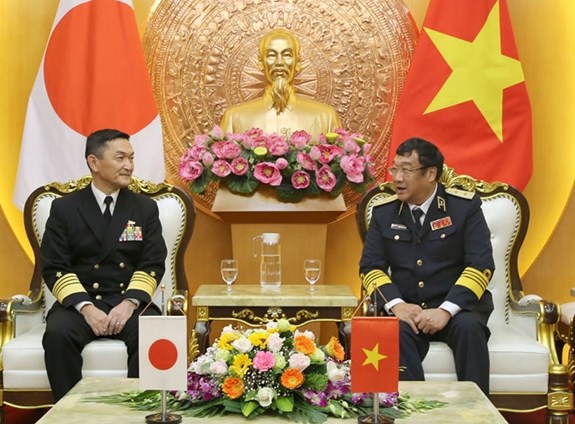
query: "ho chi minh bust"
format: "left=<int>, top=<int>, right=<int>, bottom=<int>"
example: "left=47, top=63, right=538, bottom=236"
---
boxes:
left=220, top=29, right=342, bottom=140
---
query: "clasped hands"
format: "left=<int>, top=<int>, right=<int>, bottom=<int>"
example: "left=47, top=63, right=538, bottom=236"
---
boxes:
left=391, top=303, right=451, bottom=335
left=80, top=300, right=137, bottom=336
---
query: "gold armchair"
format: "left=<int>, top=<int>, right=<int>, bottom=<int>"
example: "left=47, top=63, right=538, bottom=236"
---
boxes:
left=0, top=177, right=195, bottom=419
left=356, top=166, right=572, bottom=423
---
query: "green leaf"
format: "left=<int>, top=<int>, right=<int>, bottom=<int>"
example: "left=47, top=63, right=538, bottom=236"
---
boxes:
left=275, top=395, right=294, bottom=412
left=225, top=174, right=259, bottom=194
left=241, top=400, right=260, bottom=417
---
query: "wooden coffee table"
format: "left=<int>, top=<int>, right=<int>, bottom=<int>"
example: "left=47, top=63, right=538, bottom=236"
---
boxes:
left=36, top=378, right=507, bottom=423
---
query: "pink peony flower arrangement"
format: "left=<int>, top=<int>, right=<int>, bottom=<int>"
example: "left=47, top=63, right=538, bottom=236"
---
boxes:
left=179, top=126, right=374, bottom=202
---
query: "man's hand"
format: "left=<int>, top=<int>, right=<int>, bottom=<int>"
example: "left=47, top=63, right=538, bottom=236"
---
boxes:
left=80, top=304, right=110, bottom=336
left=390, top=303, right=423, bottom=334
left=106, top=300, right=137, bottom=335
left=414, top=308, right=451, bottom=334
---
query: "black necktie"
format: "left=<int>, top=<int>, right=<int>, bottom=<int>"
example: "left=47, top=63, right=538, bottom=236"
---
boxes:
left=103, top=196, right=113, bottom=224
left=412, top=207, right=424, bottom=232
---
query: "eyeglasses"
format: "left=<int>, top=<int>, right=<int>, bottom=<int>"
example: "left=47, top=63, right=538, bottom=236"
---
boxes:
left=387, top=166, right=428, bottom=177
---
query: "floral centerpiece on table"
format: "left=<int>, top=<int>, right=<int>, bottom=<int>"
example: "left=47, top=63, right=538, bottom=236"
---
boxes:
left=95, top=319, right=446, bottom=423
left=179, top=127, right=374, bottom=202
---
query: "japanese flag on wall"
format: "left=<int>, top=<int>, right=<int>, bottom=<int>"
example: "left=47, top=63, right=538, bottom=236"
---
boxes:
left=139, top=316, right=187, bottom=391
left=13, top=0, right=165, bottom=210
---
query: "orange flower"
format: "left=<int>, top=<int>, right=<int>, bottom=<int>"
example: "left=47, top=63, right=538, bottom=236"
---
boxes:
left=294, top=335, right=316, bottom=355
left=222, top=376, right=245, bottom=399
left=280, top=368, right=304, bottom=389
left=325, top=336, right=345, bottom=361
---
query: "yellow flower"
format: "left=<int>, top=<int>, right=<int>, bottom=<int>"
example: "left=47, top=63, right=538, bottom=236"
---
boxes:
left=325, top=132, right=339, bottom=143
left=230, top=353, right=252, bottom=376
left=218, top=332, right=241, bottom=351
left=248, top=331, right=269, bottom=348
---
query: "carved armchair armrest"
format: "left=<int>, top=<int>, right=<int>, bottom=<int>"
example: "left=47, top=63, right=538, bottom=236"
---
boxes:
left=510, top=289, right=561, bottom=364
left=0, top=289, right=44, bottom=352
left=167, top=289, right=188, bottom=316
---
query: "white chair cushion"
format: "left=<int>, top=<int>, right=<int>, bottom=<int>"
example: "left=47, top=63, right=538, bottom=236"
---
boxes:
left=2, top=325, right=127, bottom=389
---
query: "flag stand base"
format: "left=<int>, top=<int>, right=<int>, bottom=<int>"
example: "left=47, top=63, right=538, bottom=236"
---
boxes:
left=145, top=413, right=182, bottom=423
left=357, top=415, right=395, bottom=424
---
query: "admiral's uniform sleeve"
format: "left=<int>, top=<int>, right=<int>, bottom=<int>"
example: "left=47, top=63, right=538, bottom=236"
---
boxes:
left=41, top=200, right=91, bottom=308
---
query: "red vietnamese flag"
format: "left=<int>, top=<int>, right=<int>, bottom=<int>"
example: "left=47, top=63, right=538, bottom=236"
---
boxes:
left=13, top=0, right=165, bottom=209
left=351, top=317, right=399, bottom=393
left=388, top=0, right=532, bottom=190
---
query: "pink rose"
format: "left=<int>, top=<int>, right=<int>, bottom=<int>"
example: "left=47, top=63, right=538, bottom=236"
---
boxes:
left=254, top=162, right=282, bottom=186
left=290, top=130, right=311, bottom=149
left=275, top=158, right=288, bottom=170
left=268, top=135, right=289, bottom=156
left=211, top=160, right=232, bottom=177
left=316, top=165, right=337, bottom=192
left=317, top=144, right=343, bottom=164
left=231, top=157, right=249, bottom=175
left=296, top=152, right=316, bottom=171
left=201, top=152, right=214, bottom=167
left=211, top=141, right=242, bottom=159
left=253, top=351, right=276, bottom=372
left=210, top=125, right=223, bottom=140
left=291, top=171, right=310, bottom=189
left=340, top=154, right=366, bottom=183
left=288, top=353, right=311, bottom=371
left=179, top=160, right=203, bottom=182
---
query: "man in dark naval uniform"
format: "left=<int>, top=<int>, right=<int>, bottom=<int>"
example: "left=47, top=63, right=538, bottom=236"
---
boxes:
left=41, top=129, right=167, bottom=400
left=359, top=137, right=494, bottom=395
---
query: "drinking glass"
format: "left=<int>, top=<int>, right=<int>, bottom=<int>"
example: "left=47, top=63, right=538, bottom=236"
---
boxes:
left=304, top=259, right=321, bottom=292
left=221, top=259, right=238, bottom=292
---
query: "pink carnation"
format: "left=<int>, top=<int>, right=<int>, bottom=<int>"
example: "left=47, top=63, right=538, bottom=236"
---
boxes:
left=253, top=351, right=276, bottom=372
left=291, top=171, right=310, bottom=189
left=254, top=162, right=282, bottom=186
left=316, top=165, right=337, bottom=192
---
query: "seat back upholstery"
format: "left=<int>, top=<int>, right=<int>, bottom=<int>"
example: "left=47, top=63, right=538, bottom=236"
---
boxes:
left=23, top=176, right=195, bottom=324
left=356, top=166, right=529, bottom=331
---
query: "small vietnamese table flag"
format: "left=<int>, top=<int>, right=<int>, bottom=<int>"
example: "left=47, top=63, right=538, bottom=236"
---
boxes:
left=389, top=0, right=532, bottom=190
left=139, top=316, right=187, bottom=391
left=14, top=0, right=165, bottom=210
left=351, top=317, right=399, bottom=393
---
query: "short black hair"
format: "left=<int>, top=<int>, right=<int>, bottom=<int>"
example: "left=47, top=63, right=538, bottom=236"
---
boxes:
left=396, top=137, right=444, bottom=181
left=85, top=129, right=130, bottom=159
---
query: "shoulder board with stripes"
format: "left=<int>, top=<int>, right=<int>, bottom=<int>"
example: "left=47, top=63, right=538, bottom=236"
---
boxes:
left=445, top=187, right=474, bottom=200
left=371, top=194, right=398, bottom=207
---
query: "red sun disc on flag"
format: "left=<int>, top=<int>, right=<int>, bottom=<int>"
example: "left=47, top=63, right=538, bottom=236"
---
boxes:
left=43, top=0, right=157, bottom=136
left=148, top=339, right=178, bottom=370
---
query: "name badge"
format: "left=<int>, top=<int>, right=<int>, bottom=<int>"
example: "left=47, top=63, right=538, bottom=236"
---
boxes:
left=430, top=217, right=452, bottom=231
left=390, top=223, right=408, bottom=230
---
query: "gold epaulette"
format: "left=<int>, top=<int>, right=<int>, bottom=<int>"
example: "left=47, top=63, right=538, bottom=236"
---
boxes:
left=445, top=187, right=474, bottom=200
left=370, top=194, right=398, bottom=207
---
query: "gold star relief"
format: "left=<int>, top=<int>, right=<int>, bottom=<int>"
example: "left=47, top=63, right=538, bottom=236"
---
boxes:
left=424, top=0, right=524, bottom=142
left=56, top=271, right=62, bottom=278
left=362, top=343, right=387, bottom=371
left=150, top=271, right=156, bottom=277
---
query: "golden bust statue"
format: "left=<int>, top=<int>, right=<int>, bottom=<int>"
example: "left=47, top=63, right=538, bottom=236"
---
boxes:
left=220, top=29, right=342, bottom=139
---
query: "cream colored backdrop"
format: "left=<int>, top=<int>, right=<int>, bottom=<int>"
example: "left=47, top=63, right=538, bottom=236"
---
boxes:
left=1, top=0, right=574, bottom=316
